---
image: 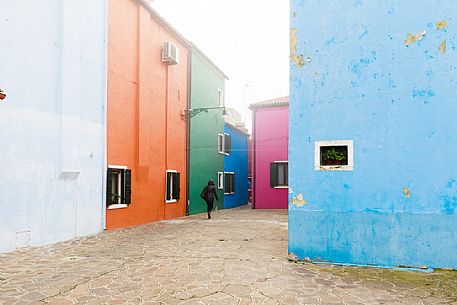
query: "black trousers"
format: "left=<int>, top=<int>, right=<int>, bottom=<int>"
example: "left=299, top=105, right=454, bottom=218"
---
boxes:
left=205, top=200, right=214, bottom=213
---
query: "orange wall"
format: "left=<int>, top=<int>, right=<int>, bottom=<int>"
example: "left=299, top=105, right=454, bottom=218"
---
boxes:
left=107, top=0, right=188, bottom=230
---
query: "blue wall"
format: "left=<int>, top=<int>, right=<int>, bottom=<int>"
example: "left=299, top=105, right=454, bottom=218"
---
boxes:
left=224, top=124, right=249, bottom=209
left=289, top=0, right=457, bottom=268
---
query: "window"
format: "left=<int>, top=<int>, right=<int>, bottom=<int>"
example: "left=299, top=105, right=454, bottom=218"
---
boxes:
left=218, top=133, right=231, bottom=155
left=107, top=166, right=132, bottom=209
left=224, top=172, right=235, bottom=195
left=270, top=161, right=288, bottom=188
left=218, top=133, right=224, bottom=154
left=314, top=140, right=354, bottom=171
left=218, top=89, right=224, bottom=107
left=217, top=172, right=224, bottom=189
left=224, top=133, right=231, bottom=155
left=166, top=170, right=181, bottom=203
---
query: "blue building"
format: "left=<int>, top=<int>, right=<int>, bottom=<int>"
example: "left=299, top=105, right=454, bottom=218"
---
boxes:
left=0, top=1, right=107, bottom=252
left=222, top=122, right=249, bottom=209
left=289, top=0, right=457, bottom=269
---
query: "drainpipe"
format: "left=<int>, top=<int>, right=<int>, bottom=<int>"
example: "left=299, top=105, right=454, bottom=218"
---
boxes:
left=185, top=50, right=192, bottom=216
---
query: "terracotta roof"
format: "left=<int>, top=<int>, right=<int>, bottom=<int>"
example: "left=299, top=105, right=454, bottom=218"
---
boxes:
left=249, top=96, right=289, bottom=109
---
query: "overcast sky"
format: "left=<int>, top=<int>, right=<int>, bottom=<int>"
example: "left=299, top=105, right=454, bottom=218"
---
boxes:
left=150, top=0, right=290, bottom=130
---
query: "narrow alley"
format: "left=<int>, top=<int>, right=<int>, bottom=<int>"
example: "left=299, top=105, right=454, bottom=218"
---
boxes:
left=1, top=207, right=456, bottom=305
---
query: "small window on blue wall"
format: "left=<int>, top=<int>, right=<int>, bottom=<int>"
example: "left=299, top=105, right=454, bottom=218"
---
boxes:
left=224, top=172, right=235, bottom=194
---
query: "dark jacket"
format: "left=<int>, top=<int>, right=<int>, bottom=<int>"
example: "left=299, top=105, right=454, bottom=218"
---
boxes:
left=201, top=180, right=219, bottom=202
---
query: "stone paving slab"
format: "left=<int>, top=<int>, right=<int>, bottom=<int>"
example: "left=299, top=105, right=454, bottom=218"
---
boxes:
left=0, top=206, right=456, bottom=304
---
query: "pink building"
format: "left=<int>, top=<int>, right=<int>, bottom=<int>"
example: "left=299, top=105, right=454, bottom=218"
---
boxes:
left=250, top=97, right=289, bottom=209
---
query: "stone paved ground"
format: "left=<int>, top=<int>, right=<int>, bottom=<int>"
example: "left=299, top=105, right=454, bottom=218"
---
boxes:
left=0, top=206, right=456, bottom=305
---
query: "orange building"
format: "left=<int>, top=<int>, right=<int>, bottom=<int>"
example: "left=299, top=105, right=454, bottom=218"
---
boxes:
left=106, top=0, right=189, bottom=229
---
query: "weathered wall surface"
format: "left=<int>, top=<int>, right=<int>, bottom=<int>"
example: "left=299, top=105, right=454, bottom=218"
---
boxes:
left=107, top=0, right=188, bottom=229
left=0, top=0, right=107, bottom=252
left=289, top=0, right=457, bottom=268
left=224, top=124, right=249, bottom=209
left=188, top=50, right=225, bottom=215
left=252, top=107, right=289, bottom=209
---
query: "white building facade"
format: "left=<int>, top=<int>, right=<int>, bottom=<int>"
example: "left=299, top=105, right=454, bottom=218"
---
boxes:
left=0, top=0, right=108, bottom=252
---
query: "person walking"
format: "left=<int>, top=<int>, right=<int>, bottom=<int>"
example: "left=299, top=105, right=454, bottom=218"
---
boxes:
left=200, top=179, right=218, bottom=219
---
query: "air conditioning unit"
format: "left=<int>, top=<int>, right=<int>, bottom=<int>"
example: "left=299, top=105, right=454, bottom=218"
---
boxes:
left=162, top=42, right=180, bottom=65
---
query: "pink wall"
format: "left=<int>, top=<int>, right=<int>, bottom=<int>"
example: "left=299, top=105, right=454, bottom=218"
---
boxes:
left=252, top=106, right=288, bottom=209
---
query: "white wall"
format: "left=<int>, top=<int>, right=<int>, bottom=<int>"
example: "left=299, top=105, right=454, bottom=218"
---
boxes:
left=0, top=0, right=108, bottom=252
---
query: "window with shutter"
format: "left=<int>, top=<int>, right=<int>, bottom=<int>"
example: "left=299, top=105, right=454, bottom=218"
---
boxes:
left=107, top=166, right=130, bottom=209
left=217, top=172, right=224, bottom=189
left=172, top=172, right=180, bottom=200
left=106, top=168, right=113, bottom=206
left=270, top=163, right=278, bottom=188
left=218, top=134, right=224, bottom=154
left=166, top=171, right=173, bottom=202
left=124, top=169, right=132, bottom=204
left=166, top=170, right=180, bottom=203
left=270, top=162, right=288, bottom=188
left=225, top=134, right=231, bottom=155
left=224, top=172, right=235, bottom=195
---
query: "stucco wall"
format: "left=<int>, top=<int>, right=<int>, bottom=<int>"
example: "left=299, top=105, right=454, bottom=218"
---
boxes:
left=0, top=0, right=107, bottom=252
left=289, top=0, right=457, bottom=268
left=224, top=124, right=249, bottom=209
left=188, top=50, right=225, bottom=215
left=107, top=0, right=188, bottom=229
left=252, top=106, right=289, bottom=209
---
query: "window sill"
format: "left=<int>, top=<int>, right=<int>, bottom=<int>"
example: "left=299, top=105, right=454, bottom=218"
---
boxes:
left=166, top=199, right=178, bottom=204
left=315, top=165, right=353, bottom=171
left=108, top=204, right=128, bottom=210
left=224, top=192, right=235, bottom=195
left=274, top=186, right=289, bottom=189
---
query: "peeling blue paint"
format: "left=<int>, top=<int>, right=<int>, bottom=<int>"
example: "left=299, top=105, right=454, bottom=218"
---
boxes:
left=290, top=0, right=457, bottom=269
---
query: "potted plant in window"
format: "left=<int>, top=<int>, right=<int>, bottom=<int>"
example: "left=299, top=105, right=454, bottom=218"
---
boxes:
left=322, top=148, right=346, bottom=166
left=111, top=193, right=122, bottom=205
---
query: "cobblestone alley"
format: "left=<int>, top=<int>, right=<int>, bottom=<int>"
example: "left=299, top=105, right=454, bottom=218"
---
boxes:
left=1, top=206, right=456, bottom=305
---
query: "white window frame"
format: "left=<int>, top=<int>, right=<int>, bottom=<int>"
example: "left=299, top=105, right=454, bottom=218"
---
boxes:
left=165, top=170, right=178, bottom=203
left=217, top=172, right=224, bottom=189
left=218, top=133, right=225, bottom=155
left=218, top=89, right=224, bottom=107
left=223, top=132, right=230, bottom=156
left=107, top=165, right=128, bottom=210
left=314, top=140, right=354, bottom=171
left=273, top=160, right=289, bottom=189
left=224, top=172, right=235, bottom=195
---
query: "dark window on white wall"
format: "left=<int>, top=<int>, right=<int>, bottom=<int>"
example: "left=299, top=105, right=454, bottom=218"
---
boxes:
left=107, top=167, right=132, bottom=208
left=166, top=170, right=181, bottom=203
left=270, top=162, right=288, bottom=188
left=224, top=172, right=235, bottom=195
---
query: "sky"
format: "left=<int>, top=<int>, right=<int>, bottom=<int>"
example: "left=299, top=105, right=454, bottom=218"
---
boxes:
left=150, top=0, right=290, bottom=131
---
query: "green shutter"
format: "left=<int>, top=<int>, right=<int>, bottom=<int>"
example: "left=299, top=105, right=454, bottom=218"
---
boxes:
left=172, top=172, right=180, bottom=200
left=270, top=163, right=278, bottom=188
left=106, top=169, right=113, bottom=206
left=231, top=174, right=235, bottom=194
left=124, top=169, right=132, bottom=204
